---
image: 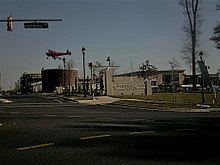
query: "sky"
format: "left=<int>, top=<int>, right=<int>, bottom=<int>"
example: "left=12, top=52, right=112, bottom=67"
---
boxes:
left=0, top=0, right=220, bottom=90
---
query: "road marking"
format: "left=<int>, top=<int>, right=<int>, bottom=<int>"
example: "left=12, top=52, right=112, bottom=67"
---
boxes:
left=54, top=99, right=63, bottom=104
left=43, top=115, right=56, bottom=117
left=67, top=115, right=81, bottom=118
left=16, top=143, right=55, bottom=151
left=129, top=131, right=155, bottom=135
left=80, top=134, right=111, bottom=140
left=97, top=117, right=115, bottom=120
left=133, top=119, right=146, bottom=121
left=9, top=112, right=19, bottom=114
left=176, top=128, right=197, bottom=132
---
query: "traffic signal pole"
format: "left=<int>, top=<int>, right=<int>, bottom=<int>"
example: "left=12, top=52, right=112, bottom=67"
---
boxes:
left=0, top=16, right=62, bottom=31
left=0, top=19, right=62, bottom=22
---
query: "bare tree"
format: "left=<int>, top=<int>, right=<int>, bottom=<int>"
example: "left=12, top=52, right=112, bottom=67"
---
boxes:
left=216, top=0, right=220, bottom=10
left=210, top=25, right=220, bottom=49
left=93, top=61, right=103, bottom=78
left=169, top=57, right=181, bottom=71
left=210, top=0, right=220, bottom=49
left=110, top=60, right=120, bottom=76
left=179, top=0, right=203, bottom=90
left=169, top=58, right=181, bottom=85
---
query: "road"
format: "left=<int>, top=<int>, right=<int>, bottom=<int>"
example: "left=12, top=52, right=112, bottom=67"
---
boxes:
left=0, top=94, right=220, bottom=165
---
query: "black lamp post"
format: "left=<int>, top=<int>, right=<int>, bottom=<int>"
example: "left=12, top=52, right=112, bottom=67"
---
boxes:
left=63, top=57, right=66, bottom=94
left=107, top=56, right=110, bottom=66
left=81, top=47, right=87, bottom=97
left=199, top=51, right=205, bottom=103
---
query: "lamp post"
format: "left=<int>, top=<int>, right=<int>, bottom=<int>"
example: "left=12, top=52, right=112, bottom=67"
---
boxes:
left=107, top=56, right=110, bottom=66
left=63, top=57, right=66, bottom=94
left=81, top=47, right=87, bottom=97
left=199, top=51, right=205, bottom=103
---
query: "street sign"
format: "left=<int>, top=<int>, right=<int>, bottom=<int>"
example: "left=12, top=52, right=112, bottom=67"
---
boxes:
left=24, top=22, right=48, bottom=28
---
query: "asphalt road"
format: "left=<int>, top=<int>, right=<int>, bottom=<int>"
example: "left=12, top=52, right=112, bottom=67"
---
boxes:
left=0, top=94, right=220, bottom=165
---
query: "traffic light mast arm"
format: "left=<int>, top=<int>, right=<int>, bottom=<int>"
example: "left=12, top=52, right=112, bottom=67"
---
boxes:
left=0, top=19, right=62, bottom=22
left=0, top=16, right=62, bottom=31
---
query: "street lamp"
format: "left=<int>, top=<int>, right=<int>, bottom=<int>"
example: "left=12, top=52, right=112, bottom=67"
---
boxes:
left=63, top=57, right=66, bottom=94
left=107, top=56, right=110, bottom=66
left=81, top=46, right=87, bottom=97
left=199, top=51, right=205, bottom=103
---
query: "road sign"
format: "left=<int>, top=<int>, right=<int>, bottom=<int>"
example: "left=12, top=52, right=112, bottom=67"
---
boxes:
left=24, top=22, right=48, bottom=28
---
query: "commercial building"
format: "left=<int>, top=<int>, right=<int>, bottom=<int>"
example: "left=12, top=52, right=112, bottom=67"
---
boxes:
left=20, top=73, right=42, bottom=93
left=110, top=69, right=185, bottom=95
left=84, top=68, right=186, bottom=96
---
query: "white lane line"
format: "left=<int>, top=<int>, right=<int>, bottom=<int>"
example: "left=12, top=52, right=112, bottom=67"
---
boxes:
left=43, top=115, right=57, bottom=117
left=133, top=119, right=146, bottom=121
left=80, top=134, right=111, bottom=140
left=176, top=128, right=197, bottom=132
left=67, top=116, right=81, bottom=118
left=97, top=117, right=115, bottom=120
left=129, top=131, right=155, bottom=135
left=16, top=143, right=55, bottom=151
left=9, top=112, right=19, bottom=114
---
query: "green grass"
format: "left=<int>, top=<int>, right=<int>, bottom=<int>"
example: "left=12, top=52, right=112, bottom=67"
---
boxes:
left=113, top=92, right=220, bottom=109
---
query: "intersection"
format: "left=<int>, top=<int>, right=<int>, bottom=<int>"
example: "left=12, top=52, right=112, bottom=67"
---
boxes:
left=0, top=94, right=220, bottom=165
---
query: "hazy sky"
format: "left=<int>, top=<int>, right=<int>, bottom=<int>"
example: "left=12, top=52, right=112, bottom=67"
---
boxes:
left=0, top=0, right=219, bottom=90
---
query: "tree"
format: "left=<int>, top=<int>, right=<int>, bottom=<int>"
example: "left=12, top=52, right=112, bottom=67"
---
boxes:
left=216, top=0, right=220, bottom=10
left=210, top=0, right=220, bottom=49
left=169, top=57, right=181, bottom=71
left=210, top=25, right=220, bottom=49
left=179, top=0, right=203, bottom=90
left=169, top=58, right=181, bottom=86
left=139, top=60, right=157, bottom=79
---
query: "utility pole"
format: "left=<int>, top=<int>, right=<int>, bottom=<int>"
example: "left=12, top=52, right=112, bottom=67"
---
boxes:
left=0, top=73, right=1, bottom=92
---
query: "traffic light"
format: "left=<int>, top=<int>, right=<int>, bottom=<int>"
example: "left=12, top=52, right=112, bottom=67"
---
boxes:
left=7, top=15, right=12, bottom=31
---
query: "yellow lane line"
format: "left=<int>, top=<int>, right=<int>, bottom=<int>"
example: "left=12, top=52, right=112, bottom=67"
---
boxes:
left=129, top=131, right=155, bottom=135
left=16, top=143, right=55, bottom=151
left=80, top=134, right=111, bottom=140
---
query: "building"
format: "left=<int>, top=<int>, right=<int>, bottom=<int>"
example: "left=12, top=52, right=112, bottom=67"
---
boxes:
left=41, top=68, right=78, bottom=93
left=109, top=69, right=185, bottom=95
left=184, top=73, right=220, bottom=89
left=20, top=73, right=42, bottom=93
left=83, top=68, right=185, bottom=96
